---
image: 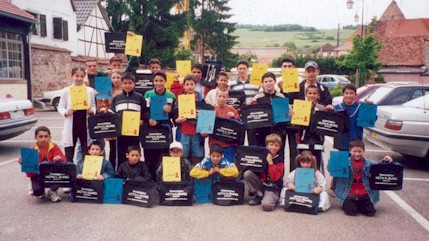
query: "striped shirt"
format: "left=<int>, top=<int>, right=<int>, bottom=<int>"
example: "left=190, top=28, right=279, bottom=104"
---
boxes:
left=228, top=77, right=260, bottom=103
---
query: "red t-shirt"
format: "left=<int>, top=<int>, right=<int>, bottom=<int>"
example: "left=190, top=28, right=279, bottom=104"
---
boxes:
left=348, top=158, right=368, bottom=197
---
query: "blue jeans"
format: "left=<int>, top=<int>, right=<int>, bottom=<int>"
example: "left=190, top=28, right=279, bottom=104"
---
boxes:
left=181, top=134, right=204, bottom=158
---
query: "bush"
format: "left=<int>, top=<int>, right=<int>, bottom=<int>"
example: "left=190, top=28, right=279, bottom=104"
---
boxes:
left=330, top=86, right=343, bottom=97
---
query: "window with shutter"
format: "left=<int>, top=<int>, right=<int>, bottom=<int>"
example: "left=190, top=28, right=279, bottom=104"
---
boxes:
left=40, top=15, right=47, bottom=37
left=53, top=17, right=62, bottom=39
left=62, top=20, right=68, bottom=41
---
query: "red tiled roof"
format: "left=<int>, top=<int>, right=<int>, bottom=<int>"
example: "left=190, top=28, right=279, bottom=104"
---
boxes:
left=382, top=19, right=429, bottom=37
left=0, top=0, right=35, bottom=22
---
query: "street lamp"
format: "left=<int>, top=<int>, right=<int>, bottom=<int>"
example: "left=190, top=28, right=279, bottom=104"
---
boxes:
left=346, top=0, right=365, bottom=87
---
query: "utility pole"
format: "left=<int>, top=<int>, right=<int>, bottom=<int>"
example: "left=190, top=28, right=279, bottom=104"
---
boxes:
left=200, top=0, right=205, bottom=63
left=337, top=23, right=340, bottom=47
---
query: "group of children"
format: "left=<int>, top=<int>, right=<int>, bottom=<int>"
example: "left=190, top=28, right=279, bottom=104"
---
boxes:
left=18, top=57, right=394, bottom=217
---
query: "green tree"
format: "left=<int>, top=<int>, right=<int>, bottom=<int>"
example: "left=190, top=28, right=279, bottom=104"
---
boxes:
left=105, top=0, right=186, bottom=67
left=190, top=0, right=238, bottom=69
left=282, top=41, right=297, bottom=51
left=337, top=18, right=382, bottom=86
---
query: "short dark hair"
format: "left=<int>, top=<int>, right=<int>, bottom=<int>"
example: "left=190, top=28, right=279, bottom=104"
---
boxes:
left=71, top=67, right=86, bottom=76
left=149, top=58, right=161, bottom=65
left=109, top=57, right=123, bottom=64
left=217, top=72, right=228, bottom=79
left=153, top=71, right=167, bottom=81
left=281, top=58, right=295, bottom=66
left=261, top=72, right=276, bottom=82
left=126, top=145, right=141, bottom=154
left=121, top=72, right=136, bottom=82
left=342, top=83, right=357, bottom=94
left=34, top=126, right=51, bottom=136
left=306, top=84, right=319, bottom=94
left=191, top=63, right=203, bottom=71
left=236, top=59, right=249, bottom=68
left=88, top=140, right=105, bottom=150
left=183, top=74, right=196, bottom=84
left=349, top=140, right=365, bottom=150
left=209, top=144, right=224, bottom=155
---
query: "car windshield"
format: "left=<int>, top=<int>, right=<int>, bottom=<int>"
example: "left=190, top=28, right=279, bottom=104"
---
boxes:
left=365, top=86, right=393, bottom=103
left=402, top=94, right=429, bottom=110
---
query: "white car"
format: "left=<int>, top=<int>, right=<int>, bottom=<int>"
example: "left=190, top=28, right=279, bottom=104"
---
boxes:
left=365, top=95, right=429, bottom=161
left=0, top=98, right=38, bottom=141
left=37, top=89, right=63, bottom=111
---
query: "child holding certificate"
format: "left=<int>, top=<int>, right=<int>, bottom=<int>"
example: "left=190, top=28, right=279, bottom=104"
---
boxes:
left=175, top=75, right=205, bottom=165
left=201, top=89, right=239, bottom=163
left=156, top=142, right=192, bottom=182
left=143, top=71, right=176, bottom=181
left=249, top=72, right=286, bottom=147
left=110, top=73, right=147, bottom=168
left=116, top=146, right=153, bottom=183
left=283, top=150, right=330, bottom=212
left=76, top=141, right=114, bottom=180
left=243, top=134, right=284, bottom=211
left=190, top=144, right=238, bottom=181
left=296, top=84, right=325, bottom=170
left=17, top=126, right=67, bottom=202
left=58, top=67, right=96, bottom=163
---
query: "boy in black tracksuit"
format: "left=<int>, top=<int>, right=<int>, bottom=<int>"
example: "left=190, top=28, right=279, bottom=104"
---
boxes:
left=110, top=73, right=147, bottom=168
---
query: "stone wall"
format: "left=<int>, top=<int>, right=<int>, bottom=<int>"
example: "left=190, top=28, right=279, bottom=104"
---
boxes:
left=31, top=44, right=110, bottom=97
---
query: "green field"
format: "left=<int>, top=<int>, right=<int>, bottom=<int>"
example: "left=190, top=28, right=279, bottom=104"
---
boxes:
left=231, top=28, right=355, bottom=49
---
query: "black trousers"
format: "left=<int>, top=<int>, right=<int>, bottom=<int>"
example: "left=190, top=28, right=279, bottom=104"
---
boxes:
left=65, top=110, right=88, bottom=163
left=109, top=139, right=117, bottom=170
left=342, top=195, right=376, bottom=216
left=144, top=148, right=169, bottom=182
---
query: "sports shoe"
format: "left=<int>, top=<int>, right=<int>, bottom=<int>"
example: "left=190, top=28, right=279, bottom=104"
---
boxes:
left=28, top=182, right=33, bottom=195
left=47, top=189, right=61, bottom=202
left=248, top=195, right=262, bottom=206
left=62, top=187, right=72, bottom=193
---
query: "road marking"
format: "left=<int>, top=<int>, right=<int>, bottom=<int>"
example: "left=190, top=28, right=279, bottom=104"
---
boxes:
left=0, top=159, right=16, bottom=167
left=404, top=177, right=429, bottom=182
left=385, top=191, right=429, bottom=233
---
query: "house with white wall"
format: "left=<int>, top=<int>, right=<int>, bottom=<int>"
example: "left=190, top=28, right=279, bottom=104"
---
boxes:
left=7, top=0, right=115, bottom=98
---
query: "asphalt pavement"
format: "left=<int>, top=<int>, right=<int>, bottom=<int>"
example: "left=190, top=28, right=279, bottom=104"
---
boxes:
left=0, top=110, right=428, bottom=241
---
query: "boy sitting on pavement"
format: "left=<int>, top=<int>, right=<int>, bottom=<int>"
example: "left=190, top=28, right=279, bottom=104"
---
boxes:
left=17, top=126, right=67, bottom=202
left=190, top=144, right=238, bottom=181
left=156, top=141, right=192, bottom=183
left=116, top=145, right=152, bottom=183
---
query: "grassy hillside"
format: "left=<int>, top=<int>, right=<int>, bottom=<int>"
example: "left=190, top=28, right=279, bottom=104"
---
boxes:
left=231, top=28, right=355, bottom=49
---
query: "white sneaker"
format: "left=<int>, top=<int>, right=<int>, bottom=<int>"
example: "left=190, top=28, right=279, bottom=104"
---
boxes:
left=62, top=187, right=72, bottom=193
left=47, top=189, right=61, bottom=202
left=28, top=182, right=33, bottom=195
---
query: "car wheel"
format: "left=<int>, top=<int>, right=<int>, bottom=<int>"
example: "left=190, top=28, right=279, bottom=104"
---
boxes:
left=52, top=97, right=60, bottom=111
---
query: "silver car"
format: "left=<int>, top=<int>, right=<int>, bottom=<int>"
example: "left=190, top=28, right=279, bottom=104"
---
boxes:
left=0, top=98, right=38, bottom=141
left=365, top=95, right=429, bottom=161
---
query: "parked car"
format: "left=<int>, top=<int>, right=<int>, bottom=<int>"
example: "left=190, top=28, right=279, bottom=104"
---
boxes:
left=365, top=95, right=429, bottom=161
left=38, top=89, right=63, bottom=111
left=316, top=74, right=351, bottom=90
left=363, top=83, right=429, bottom=106
left=0, top=98, right=38, bottom=141
left=332, top=83, right=385, bottom=105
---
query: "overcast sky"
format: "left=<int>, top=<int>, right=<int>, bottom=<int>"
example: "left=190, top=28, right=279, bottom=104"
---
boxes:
left=227, top=0, right=429, bottom=29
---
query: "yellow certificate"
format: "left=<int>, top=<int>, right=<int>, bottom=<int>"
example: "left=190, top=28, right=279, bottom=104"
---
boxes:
left=70, top=86, right=89, bottom=110
left=250, top=63, right=268, bottom=86
left=82, top=155, right=103, bottom=180
left=125, top=34, right=143, bottom=57
left=176, top=60, right=192, bottom=78
left=178, top=94, right=196, bottom=119
left=162, top=156, right=181, bottom=182
left=166, top=72, right=176, bottom=91
left=121, top=111, right=141, bottom=136
left=291, top=99, right=312, bottom=126
left=282, top=68, right=300, bottom=93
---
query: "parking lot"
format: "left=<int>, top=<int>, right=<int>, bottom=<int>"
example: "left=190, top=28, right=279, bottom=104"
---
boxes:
left=0, top=110, right=428, bottom=240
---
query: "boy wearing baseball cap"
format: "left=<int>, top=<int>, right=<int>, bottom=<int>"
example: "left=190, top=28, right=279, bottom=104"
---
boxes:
left=296, top=60, right=332, bottom=106
left=156, top=141, right=192, bottom=182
